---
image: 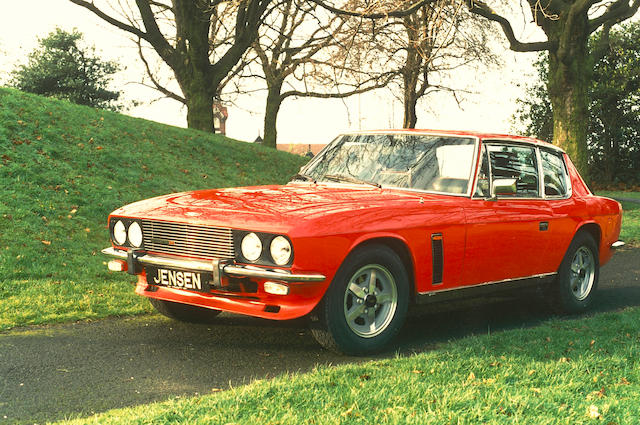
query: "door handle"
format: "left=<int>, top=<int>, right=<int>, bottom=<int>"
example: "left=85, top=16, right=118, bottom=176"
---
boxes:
left=539, top=221, right=549, bottom=231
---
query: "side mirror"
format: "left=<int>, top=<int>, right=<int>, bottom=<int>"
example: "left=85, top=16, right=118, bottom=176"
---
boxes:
left=492, top=178, right=517, bottom=196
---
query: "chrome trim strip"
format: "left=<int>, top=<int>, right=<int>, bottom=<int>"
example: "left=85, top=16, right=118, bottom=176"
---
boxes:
left=611, top=240, right=625, bottom=249
left=222, top=265, right=326, bottom=282
left=102, top=247, right=214, bottom=272
left=480, top=137, right=565, bottom=153
left=418, top=272, right=557, bottom=296
left=535, top=145, right=545, bottom=198
left=102, top=247, right=326, bottom=282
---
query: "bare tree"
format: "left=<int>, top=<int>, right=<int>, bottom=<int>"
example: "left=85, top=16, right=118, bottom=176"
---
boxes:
left=393, top=1, right=494, bottom=127
left=69, top=0, right=272, bottom=133
left=245, top=0, right=397, bottom=147
left=306, top=0, right=494, bottom=128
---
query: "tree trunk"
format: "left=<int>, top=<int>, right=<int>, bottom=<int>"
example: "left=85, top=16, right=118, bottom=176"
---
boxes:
left=184, top=89, right=214, bottom=133
left=402, top=66, right=420, bottom=128
left=546, top=23, right=591, bottom=180
left=402, top=17, right=420, bottom=129
left=263, top=80, right=283, bottom=149
left=403, top=86, right=418, bottom=128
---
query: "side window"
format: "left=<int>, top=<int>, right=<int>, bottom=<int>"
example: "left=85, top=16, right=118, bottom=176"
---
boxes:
left=487, top=144, right=540, bottom=198
left=540, top=149, right=568, bottom=197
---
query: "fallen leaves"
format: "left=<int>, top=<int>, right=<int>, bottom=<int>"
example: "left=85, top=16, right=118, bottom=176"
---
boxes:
left=587, top=404, right=601, bottom=419
left=41, top=240, right=51, bottom=245
left=587, top=387, right=607, bottom=400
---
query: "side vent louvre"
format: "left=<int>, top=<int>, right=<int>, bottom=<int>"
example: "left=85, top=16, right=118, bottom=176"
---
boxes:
left=431, top=233, right=443, bottom=285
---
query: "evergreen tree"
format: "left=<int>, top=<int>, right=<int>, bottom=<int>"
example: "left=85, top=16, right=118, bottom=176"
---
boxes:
left=11, top=28, right=122, bottom=111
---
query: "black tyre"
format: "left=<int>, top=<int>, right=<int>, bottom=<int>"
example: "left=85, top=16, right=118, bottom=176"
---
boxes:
left=149, top=298, right=221, bottom=323
left=551, top=231, right=599, bottom=313
left=309, top=244, right=409, bottom=355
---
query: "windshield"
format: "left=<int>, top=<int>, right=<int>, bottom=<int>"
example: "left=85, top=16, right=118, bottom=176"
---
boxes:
left=302, top=133, right=477, bottom=195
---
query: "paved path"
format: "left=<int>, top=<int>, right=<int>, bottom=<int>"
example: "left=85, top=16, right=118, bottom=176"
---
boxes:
left=1, top=248, right=639, bottom=425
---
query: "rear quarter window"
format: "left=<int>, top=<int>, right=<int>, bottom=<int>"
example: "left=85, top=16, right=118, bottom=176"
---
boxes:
left=540, top=149, right=569, bottom=197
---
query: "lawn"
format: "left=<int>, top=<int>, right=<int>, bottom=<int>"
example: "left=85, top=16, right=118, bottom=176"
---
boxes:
left=59, top=306, right=640, bottom=424
left=596, top=191, right=640, bottom=244
left=597, top=190, right=640, bottom=200
left=0, top=88, right=307, bottom=331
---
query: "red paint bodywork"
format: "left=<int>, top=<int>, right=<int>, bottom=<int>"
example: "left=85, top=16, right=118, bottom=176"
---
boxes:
left=107, top=130, right=623, bottom=320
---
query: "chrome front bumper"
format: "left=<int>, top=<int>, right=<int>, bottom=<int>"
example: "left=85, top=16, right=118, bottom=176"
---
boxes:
left=101, top=247, right=326, bottom=283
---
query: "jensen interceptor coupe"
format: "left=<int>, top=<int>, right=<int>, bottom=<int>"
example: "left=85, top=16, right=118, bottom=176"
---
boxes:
left=103, top=130, right=624, bottom=355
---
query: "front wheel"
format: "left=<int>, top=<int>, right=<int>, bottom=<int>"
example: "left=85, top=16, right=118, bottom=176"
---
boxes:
left=551, top=231, right=599, bottom=313
left=309, top=244, right=409, bottom=355
left=149, top=298, right=221, bottom=323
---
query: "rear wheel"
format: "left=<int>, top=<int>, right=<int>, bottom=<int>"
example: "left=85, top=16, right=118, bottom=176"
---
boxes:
left=551, top=231, right=599, bottom=313
left=149, top=298, right=221, bottom=323
left=309, top=244, right=409, bottom=355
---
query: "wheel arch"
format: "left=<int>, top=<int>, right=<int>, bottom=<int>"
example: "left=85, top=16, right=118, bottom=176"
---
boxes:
left=349, top=237, right=416, bottom=303
left=575, top=222, right=601, bottom=251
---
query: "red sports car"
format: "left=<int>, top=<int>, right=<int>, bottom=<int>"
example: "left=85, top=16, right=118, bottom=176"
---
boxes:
left=103, top=130, right=624, bottom=355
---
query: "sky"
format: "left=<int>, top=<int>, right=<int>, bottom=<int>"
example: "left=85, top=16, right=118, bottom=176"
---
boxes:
left=0, top=0, right=546, bottom=145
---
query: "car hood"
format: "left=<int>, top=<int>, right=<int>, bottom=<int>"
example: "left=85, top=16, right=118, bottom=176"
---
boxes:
left=110, top=183, right=452, bottom=234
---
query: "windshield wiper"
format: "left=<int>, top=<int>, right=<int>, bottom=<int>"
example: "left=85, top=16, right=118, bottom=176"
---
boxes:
left=291, top=173, right=316, bottom=183
left=322, top=174, right=381, bottom=188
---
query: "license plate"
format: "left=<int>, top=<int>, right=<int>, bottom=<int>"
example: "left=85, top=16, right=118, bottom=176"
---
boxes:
left=146, top=267, right=212, bottom=293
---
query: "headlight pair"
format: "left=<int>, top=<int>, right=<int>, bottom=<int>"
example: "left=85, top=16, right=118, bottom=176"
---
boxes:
left=240, top=232, right=292, bottom=266
left=112, top=219, right=143, bottom=248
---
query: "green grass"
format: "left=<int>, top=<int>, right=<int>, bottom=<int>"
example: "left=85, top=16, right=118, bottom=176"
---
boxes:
left=0, top=87, right=307, bottom=331
left=58, top=306, right=640, bottom=424
left=596, top=191, right=640, bottom=243
left=597, top=191, right=640, bottom=200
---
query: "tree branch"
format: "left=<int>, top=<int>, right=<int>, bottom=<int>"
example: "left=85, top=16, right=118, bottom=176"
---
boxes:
left=281, top=73, right=396, bottom=99
left=467, top=0, right=555, bottom=52
left=588, top=0, right=640, bottom=33
left=69, top=0, right=147, bottom=39
left=136, top=38, right=186, bottom=103
left=134, top=0, right=176, bottom=64
left=308, top=0, right=439, bottom=19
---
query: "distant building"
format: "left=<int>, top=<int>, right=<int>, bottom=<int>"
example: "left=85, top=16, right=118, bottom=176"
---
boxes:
left=277, top=143, right=326, bottom=157
left=254, top=135, right=264, bottom=144
left=212, top=102, right=228, bottom=135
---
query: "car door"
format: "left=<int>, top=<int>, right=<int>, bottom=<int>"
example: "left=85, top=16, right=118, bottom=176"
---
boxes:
left=538, top=147, right=578, bottom=269
left=461, top=141, right=555, bottom=286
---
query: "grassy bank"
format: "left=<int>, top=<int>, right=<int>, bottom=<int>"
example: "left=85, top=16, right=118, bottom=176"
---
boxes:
left=59, top=306, right=640, bottom=424
left=0, top=88, right=307, bottom=331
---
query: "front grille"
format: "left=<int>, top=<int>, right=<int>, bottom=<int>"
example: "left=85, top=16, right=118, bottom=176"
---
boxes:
left=141, top=220, right=234, bottom=260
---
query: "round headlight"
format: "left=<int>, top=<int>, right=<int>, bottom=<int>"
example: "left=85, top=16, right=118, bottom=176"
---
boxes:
left=270, top=236, right=292, bottom=265
left=128, top=221, right=143, bottom=248
left=113, top=220, right=127, bottom=245
left=241, top=232, right=262, bottom=262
